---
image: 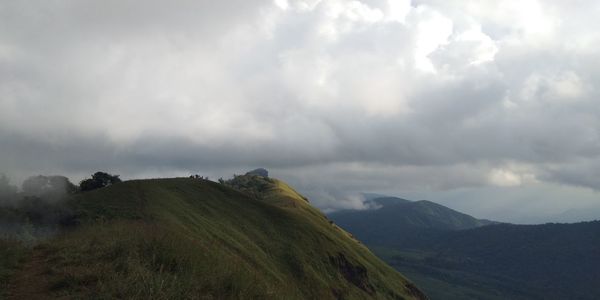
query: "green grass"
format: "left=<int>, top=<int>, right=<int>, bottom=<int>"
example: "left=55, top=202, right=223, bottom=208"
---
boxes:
left=5, top=177, right=425, bottom=299
left=0, top=238, right=30, bottom=299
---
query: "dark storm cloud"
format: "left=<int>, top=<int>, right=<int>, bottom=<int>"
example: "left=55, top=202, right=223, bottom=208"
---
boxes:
left=2, top=0, right=600, bottom=221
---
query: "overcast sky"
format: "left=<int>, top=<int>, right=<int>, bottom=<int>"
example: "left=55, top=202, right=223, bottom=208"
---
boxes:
left=2, top=0, right=600, bottom=223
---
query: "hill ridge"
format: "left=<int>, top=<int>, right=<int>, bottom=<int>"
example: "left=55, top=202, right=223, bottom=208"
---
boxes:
left=5, top=176, right=426, bottom=300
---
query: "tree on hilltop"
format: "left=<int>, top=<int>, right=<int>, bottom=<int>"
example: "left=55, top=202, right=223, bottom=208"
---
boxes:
left=79, top=171, right=122, bottom=192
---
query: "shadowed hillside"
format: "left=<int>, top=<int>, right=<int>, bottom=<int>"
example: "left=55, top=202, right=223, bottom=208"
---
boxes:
left=2, top=176, right=426, bottom=300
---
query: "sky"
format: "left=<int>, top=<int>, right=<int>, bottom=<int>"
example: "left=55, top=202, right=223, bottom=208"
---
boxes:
left=1, top=0, right=600, bottom=223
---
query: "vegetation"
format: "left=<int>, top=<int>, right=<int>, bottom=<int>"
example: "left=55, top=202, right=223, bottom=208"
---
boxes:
left=0, top=174, right=77, bottom=244
left=0, top=239, right=29, bottom=299
left=1, top=176, right=425, bottom=299
left=22, top=175, right=77, bottom=198
left=0, top=175, right=18, bottom=207
left=79, top=172, right=122, bottom=192
left=221, top=173, right=276, bottom=200
left=0, top=175, right=17, bottom=197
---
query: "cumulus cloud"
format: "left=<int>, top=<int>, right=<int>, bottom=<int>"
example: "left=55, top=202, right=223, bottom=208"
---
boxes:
left=1, top=0, right=600, bottom=221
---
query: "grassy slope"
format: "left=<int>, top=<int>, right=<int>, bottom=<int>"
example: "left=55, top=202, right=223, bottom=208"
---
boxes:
left=6, top=177, right=425, bottom=299
left=0, top=239, right=29, bottom=299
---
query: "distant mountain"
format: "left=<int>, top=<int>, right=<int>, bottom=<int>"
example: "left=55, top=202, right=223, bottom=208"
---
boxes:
left=329, top=196, right=495, bottom=248
left=2, top=177, right=425, bottom=299
left=551, top=207, right=600, bottom=223
left=328, top=195, right=600, bottom=300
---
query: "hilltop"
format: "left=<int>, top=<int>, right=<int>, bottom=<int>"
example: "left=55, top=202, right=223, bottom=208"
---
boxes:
left=2, top=175, right=425, bottom=299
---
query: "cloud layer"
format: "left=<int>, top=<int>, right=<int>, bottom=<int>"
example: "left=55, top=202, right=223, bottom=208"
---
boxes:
left=2, top=0, right=600, bottom=221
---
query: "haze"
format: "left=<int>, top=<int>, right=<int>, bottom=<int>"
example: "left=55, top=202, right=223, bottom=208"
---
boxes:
left=1, top=0, right=599, bottom=223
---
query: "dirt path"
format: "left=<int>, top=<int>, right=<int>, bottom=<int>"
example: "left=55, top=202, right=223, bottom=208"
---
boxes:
left=7, top=247, right=53, bottom=300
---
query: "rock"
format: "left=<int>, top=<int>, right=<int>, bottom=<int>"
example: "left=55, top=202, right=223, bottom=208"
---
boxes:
left=245, top=168, right=268, bottom=177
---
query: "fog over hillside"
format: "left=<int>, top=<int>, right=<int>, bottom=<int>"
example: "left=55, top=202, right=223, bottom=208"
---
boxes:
left=2, top=0, right=600, bottom=223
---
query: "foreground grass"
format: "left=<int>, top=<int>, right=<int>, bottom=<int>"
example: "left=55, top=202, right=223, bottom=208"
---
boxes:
left=25, top=221, right=276, bottom=299
left=0, top=239, right=30, bottom=299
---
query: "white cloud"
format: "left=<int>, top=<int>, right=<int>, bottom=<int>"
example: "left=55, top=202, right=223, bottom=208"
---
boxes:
left=489, top=169, right=522, bottom=186
left=488, top=166, right=537, bottom=187
left=384, top=0, right=412, bottom=23
left=413, top=7, right=453, bottom=73
left=454, top=26, right=498, bottom=65
left=551, top=71, right=586, bottom=100
left=274, top=0, right=290, bottom=10
left=517, top=71, right=587, bottom=104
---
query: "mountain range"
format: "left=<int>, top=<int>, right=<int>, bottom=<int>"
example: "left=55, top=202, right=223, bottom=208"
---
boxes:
left=328, top=196, right=600, bottom=300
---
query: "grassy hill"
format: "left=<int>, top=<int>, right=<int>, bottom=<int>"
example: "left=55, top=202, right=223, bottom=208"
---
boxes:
left=2, top=176, right=425, bottom=299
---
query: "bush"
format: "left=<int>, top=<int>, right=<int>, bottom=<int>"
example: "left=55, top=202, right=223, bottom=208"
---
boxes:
left=80, top=172, right=122, bottom=192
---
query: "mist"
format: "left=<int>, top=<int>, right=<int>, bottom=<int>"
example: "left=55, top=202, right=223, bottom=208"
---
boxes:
left=0, top=173, right=77, bottom=243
